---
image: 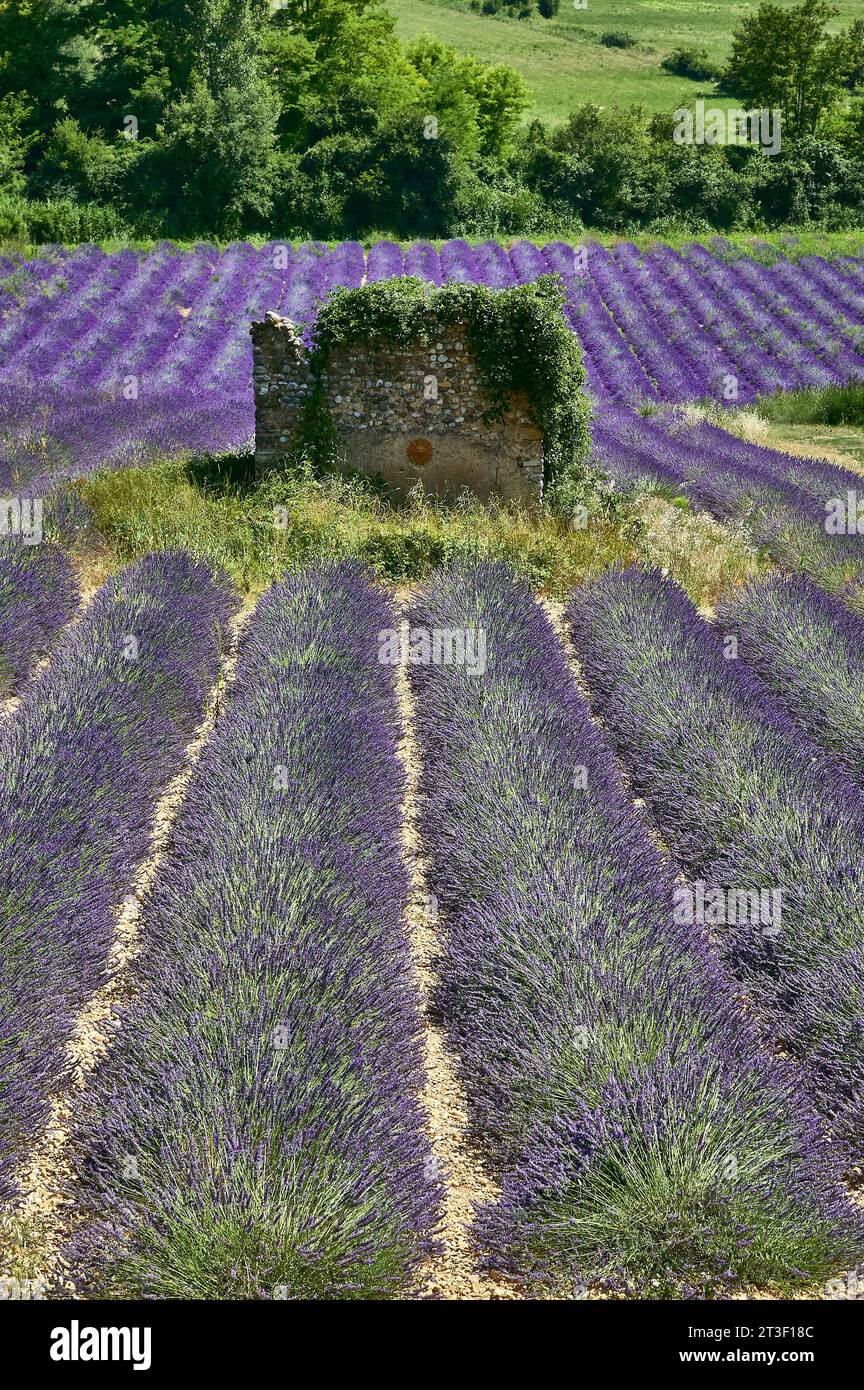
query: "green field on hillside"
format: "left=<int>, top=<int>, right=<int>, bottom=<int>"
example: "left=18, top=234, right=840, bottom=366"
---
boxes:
left=389, top=0, right=862, bottom=124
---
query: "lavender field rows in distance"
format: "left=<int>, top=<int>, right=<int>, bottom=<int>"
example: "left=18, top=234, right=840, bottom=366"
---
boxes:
left=1, top=237, right=863, bottom=490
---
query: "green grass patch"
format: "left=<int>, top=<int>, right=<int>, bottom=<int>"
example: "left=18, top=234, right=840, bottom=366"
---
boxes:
left=756, top=383, right=864, bottom=428
left=70, top=445, right=768, bottom=611
left=4, top=229, right=863, bottom=263
left=71, top=453, right=641, bottom=598
left=389, top=0, right=734, bottom=124
left=388, top=0, right=861, bottom=125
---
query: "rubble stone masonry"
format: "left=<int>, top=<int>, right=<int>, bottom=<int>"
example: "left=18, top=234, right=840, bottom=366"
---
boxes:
left=251, top=312, right=545, bottom=508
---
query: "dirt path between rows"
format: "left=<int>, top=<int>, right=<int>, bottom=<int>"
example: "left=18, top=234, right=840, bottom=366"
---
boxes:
left=4, top=599, right=257, bottom=1294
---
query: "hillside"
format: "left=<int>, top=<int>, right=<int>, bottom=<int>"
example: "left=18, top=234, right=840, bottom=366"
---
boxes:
left=389, top=0, right=862, bottom=124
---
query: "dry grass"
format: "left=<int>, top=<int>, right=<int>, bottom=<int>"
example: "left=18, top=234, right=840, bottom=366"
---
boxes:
left=633, top=494, right=770, bottom=614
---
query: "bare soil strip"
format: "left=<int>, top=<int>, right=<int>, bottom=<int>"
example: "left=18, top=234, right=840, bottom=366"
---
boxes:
left=393, top=591, right=522, bottom=1300
left=5, top=599, right=257, bottom=1294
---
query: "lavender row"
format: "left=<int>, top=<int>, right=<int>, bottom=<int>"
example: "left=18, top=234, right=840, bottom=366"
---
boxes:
left=0, top=538, right=79, bottom=698
left=567, top=566, right=864, bottom=1161
left=717, top=575, right=864, bottom=792
left=66, top=562, right=439, bottom=1299
left=590, top=408, right=864, bottom=596
left=0, top=552, right=237, bottom=1202
left=407, top=561, right=860, bottom=1295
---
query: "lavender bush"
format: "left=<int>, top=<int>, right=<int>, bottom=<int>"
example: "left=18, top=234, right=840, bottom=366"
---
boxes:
left=0, top=551, right=237, bottom=1201
left=408, top=561, right=861, bottom=1295
left=717, top=574, right=864, bottom=786
left=0, top=538, right=79, bottom=697
left=66, top=561, right=440, bottom=1299
left=590, top=408, right=864, bottom=594
left=568, top=566, right=864, bottom=1162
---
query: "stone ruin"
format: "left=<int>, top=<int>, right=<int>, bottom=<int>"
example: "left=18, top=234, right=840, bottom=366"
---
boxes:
left=251, top=313, right=546, bottom=508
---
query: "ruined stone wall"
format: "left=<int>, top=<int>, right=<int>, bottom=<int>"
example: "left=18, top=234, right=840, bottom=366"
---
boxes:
left=251, top=312, right=545, bottom=508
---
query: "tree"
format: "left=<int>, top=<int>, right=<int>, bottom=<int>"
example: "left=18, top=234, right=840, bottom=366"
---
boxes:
left=472, top=62, right=529, bottom=160
left=32, top=116, right=127, bottom=202
left=843, top=19, right=864, bottom=91
left=0, top=0, right=98, bottom=140
left=265, top=0, right=421, bottom=150
left=724, top=0, right=856, bottom=137
left=405, top=34, right=528, bottom=162
left=140, top=75, right=278, bottom=237
left=0, top=92, right=32, bottom=192
left=547, top=104, right=668, bottom=228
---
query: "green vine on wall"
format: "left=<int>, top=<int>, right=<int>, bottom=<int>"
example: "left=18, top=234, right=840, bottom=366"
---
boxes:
left=292, top=274, right=591, bottom=486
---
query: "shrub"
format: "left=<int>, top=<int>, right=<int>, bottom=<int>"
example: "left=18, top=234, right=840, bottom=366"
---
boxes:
left=0, top=536, right=79, bottom=698
left=661, top=46, right=721, bottom=82
left=757, top=382, right=864, bottom=427
left=0, top=552, right=236, bottom=1200
left=0, top=190, right=29, bottom=240
left=8, top=196, right=129, bottom=245
left=716, top=573, right=864, bottom=788
left=600, top=31, right=637, bottom=49
left=66, top=562, right=440, bottom=1297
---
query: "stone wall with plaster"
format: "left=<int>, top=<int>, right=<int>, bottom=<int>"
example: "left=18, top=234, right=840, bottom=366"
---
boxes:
left=251, top=312, right=545, bottom=507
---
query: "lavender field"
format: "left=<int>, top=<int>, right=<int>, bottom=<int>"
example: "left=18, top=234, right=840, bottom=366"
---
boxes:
left=4, top=237, right=864, bottom=596
left=2, top=237, right=864, bottom=491
left=4, top=547, right=864, bottom=1300
left=4, top=236, right=864, bottom=1302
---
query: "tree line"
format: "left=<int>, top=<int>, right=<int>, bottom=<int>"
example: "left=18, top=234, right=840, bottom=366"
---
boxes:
left=0, top=0, right=862, bottom=243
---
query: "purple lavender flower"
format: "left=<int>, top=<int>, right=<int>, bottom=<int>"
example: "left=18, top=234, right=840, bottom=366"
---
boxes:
left=3, top=240, right=864, bottom=482
left=568, top=565, right=864, bottom=1161
left=717, top=573, right=864, bottom=785
left=0, top=538, right=79, bottom=697
left=0, top=551, right=237, bottom=1202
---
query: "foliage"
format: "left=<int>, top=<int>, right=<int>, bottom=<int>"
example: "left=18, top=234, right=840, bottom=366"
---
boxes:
left=1, top=0, right=863, bottom=238
left=756, top=381, right=864, bottom=426
left=468, top=0, right=555, bottom=19
left=73, top=452, right=639, bottom=597
left=661, top=47, right=721, bottom=83
left=724, top=0, right=864, bottom=137
left=137, top=78, right=279, bottom=239
left=516, top=101, right=864, bottom=233
left=599, top=31, right=637, bottom=50
left=302, top=273, right=590, bottom=482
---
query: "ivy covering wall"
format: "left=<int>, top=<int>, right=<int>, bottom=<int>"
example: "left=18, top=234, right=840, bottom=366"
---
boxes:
left=300, top=274, right=591, bottom=486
